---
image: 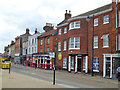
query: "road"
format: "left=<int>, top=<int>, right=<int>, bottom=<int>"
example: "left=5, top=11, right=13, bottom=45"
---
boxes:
left=10, top=64, right=118, bottom=88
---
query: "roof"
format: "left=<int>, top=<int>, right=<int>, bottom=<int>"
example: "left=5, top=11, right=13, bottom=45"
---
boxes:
left=74, top=3, right=112, bottom=17
left=38, top=30, right=57, bottom=39
left=57, top=3, right=112, bottom=26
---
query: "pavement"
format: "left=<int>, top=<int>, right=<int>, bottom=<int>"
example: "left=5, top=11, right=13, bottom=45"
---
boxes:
left=1, top=69, right=65, bottom=88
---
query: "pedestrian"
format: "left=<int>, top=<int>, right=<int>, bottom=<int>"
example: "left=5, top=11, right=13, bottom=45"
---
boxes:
left=117, top=66, right=120, bottom=89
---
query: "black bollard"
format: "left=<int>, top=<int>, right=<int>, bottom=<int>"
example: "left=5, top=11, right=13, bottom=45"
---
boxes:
left=9, top=68, right=10, bottom=74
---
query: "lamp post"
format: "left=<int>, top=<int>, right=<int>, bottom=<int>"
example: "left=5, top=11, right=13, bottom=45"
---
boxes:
left=86, top=14, right=94, bottom=76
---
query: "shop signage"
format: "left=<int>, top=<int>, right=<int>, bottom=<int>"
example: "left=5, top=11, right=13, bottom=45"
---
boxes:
left=58, top=52, right=62, bottom=60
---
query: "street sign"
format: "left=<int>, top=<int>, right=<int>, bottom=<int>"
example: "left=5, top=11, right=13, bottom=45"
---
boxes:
left=49, top=52, right=55, bottom=58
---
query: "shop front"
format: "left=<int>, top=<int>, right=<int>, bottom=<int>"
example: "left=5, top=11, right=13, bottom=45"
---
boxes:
left=103, top=53, right=120, bottom=78
left=68, top=54, right=88, bottom=73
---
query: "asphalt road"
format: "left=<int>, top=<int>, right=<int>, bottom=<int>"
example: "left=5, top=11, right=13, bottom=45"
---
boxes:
left=10, top=64, right=118, bottom=88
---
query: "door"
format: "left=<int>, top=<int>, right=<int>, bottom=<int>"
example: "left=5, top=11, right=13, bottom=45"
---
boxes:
left=77, top=58, right=81, bottom=72
left=106, top=57, right=110, bottom=77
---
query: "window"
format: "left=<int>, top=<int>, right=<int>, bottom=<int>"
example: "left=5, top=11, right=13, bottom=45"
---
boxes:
left=63, top=41, right=67, bottom=51
left=35, top=38, right=37, bottom=44
left=29, top=48, right=30, bottom=53
left=32, top=47, right=34, bottom=53
left=69, top=37, right=80, bottom=49
left=83, top=57, right=86, bottom=70
left=63, top=57, right=67, bottom=69
left=94, top=36, right=98, bottom=48
left=71, top=57, right=74, bottom=69
left=64, top=27, right=67, bottom=34
left=101, top=34, right=109, bottom=48
left=118, top=34, right=120, bottom=50
left=94, top=18, right=98, bottom=26
left=58, top=42, right=61, bottom=51
left=47, top=37, right=50, bottom=44
left=47, top=47, right=49, bottom=53
left=93, top=57, right=99, bottom=72
left=40, top=48, right=42, bottom=53
left=69, top=21, right=80, bottom=30
left=59, top=29, right=61, bottom=35
left=35, top=47, right=36, bottom=53
left=40, top=39, right=42, bottom=45
left=103, top=15, right=109, bottom=24
left=31, top=39, right=34, bottom=45
left=119, top=11, right=120, bottom=27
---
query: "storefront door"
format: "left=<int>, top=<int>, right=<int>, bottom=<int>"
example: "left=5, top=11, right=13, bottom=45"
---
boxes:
left=77, top=58, right=81, bottom=72
left=106, top=57, right=110, bottom=77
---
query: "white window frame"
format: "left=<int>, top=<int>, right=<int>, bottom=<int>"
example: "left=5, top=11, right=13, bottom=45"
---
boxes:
left=102, top=34, right=109, bottom=48
left=103, top=15, right=109, bottom=24
left=83, top=57, right=86, bottom=71
left=94, top=18, right=98, bottom=26
left=58, top=42, right=61, bottom=51
left=119, top=34, right=120, bottom=50
left=40, top=39, right=42, bottom=45
left=63, top=41, right=67, bottom=51
left=63, top=57, right=67, bottom=69
left=119, top=11, right=120, bottom=27
left=94, top=36, right=98, bottom=49
left=64, top=27, right=67, bottom=34
left=69, top=21, right=80, bottom=30
left=93, top=57, right=99, bottom=72
left=59, top=29, right=61, bottom=35
left=69, top=37, right=80, bottom=50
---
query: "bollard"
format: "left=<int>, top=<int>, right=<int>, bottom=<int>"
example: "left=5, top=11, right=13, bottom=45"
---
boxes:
left=9, top=68, right=10, bottom=74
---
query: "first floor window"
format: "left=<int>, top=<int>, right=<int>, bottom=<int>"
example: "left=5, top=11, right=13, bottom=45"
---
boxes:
left=63, top=57, right=67, bottom=69
left=47, top=37, right=50, bottom=44
left=119, top=34, right=120, bottom=50
left=64, top=27, right=67, bottom=34
left=58, top=42, right=61, bottom=51
left=40, top=39, right=42, bottom=45
left=47, top=47, right=49, bottom=53
left=40, top=48, right=42, bottom=53
left=94, top=18, right=98, bottom=26
left=93, top=57, right=99, bottom=72
left=59, top=29, right=61, bottom=35
left=104, top=15, right=109, bottom=24
left=69, top=37, right=80, bottom=49
left=102, top=34, right=109, bottom=48
left=94, top=36, right=98, bottom=48
left=71, top=57, right=74, bottom=69
left=83, top=57, right=86, bottom=70
left=63, top=41, right=67, bottom=51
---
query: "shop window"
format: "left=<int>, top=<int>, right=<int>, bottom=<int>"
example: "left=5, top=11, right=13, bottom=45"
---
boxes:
left=41, top=59, right=43, bottom=63
left=47, top=60, right=50, bottom=64
left=83, top=57, right=86, bottom=70
left=63, top=57, right=67, bottom=69
left=93, top=57, right=99, bottom=72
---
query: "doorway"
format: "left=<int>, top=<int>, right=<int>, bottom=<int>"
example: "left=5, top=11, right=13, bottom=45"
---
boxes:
left=77, top=58, right=81, bottom=72
left=106, top=57, right=110, bottom=77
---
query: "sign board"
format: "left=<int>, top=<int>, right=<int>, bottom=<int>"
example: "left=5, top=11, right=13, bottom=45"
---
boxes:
left=58, top=52, right=62, bottom=60
left=49, top=52, right=55, bottom=58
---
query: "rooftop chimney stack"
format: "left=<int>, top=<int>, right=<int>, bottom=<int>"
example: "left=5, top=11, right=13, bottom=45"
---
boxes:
left=35, top=28, right=37, bottom=34
left=11, top=41, right=14, bottom=44
left=43, top=23, right=54, bottom=32
left=26, top=28, right=29, bottom=34
left=65, top=10, right=71, bottom=20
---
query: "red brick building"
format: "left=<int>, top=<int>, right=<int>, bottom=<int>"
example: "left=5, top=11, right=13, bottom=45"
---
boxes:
left=56, top=1, right=120, bottom=78
left=34, top=23, right=57, bottom=70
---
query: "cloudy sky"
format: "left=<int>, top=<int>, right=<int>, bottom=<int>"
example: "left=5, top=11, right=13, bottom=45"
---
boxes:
left=0, top=0, right=112, bottom=53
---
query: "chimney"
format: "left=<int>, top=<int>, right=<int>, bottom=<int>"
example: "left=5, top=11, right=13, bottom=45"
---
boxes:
left=26, top=28, right=29, bottom=34
left=11, top=41, right=14, bottom=44
left=43, top=23, right=54, bottom=32
left=65, top=10, right=71, bottom=20
left=35, top=28, right=37, bottom=34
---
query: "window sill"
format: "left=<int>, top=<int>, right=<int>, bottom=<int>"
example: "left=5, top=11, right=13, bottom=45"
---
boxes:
left=69, top=27, right=80, bottom=30
left=103, top=46, right=109, bottom=48
left=103, top=22, right=109, bottom=25
left=64, top=32, right=67, bottom=34
left=94, top=47, right=98, bottom=49
left=93, top=70, right=99, bottom=72
left=69, top=48, right=80, bottom=50
left=94, top=25, right=98, bottom=27
left=63, top=49, right=66, bottom=51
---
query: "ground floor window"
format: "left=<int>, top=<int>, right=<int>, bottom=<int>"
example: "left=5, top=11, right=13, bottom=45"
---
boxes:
left=71, top=57, right=74, bottom=69
left=63, top=57, right=67, bottom=69
left=83, top=57, right=86, bottom=70
left=93, top=57, right=99, bottom=72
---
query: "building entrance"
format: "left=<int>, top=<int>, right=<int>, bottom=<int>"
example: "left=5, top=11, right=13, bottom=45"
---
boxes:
left=77, top=58, right=81, bottom=72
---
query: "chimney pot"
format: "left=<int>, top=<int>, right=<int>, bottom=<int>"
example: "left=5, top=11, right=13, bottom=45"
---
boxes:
left=35, top=28, right=37, bottom=34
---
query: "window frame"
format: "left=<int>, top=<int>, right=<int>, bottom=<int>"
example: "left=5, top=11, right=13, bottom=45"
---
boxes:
left=94, top=18, right=98, bottom=26
left=69, top=21, right=80, bottom=30
left=102, top=34, right=109, bottom=48
left=63, top=57, right=67, bottom=69
left=63, top=41, right=67, bottom=51
left=94, top=36, right=98, bottom=49
left=58, top=29, right=61, bottom=35
left=58, top=42, right=61, bottom=51
left=93, top=57, right=99, bottom=72
left=103, top=15, right=109, bottom=24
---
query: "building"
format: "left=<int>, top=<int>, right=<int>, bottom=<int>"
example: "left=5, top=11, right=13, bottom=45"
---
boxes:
left=15, top=29, right=31, bottom=64
left=26, top=28, right=41, bottom=67
left=35, top=23, right=57, bottom=70
left=56, top=1, right=120, bottom=78
left=4, top=45, right=10, bottom=57
left=9, top=41, right=15, bottom=62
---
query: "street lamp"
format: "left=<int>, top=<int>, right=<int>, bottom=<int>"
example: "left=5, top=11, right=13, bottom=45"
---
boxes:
left=86, top=14, right=94, bottom=76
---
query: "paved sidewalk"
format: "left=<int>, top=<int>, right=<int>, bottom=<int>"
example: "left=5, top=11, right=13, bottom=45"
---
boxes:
left=2, top=69, right=65, bottom=88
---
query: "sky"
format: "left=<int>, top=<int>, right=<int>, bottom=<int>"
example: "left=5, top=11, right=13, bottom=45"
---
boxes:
left=0, top=0, right=112, bottom=53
